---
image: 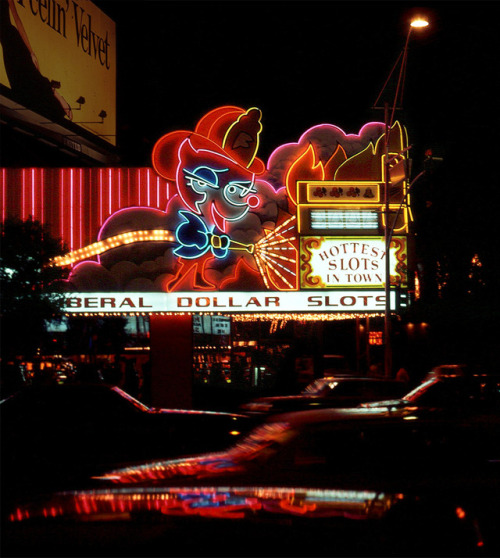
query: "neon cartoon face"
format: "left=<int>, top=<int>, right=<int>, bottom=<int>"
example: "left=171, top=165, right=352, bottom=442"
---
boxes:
left=56, top=106, right=297, bottom=293
left=176, top=138, right=260, bottom=232
left=144, top=107, right=271, bottom=290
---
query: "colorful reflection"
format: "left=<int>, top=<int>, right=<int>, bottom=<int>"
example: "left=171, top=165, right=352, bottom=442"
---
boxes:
left=9, top=485, right=398, bottom=523
left=93, top=421, right=294, bottom=484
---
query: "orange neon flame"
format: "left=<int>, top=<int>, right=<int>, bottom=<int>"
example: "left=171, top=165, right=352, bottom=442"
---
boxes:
left=285, top=144, right=325, bottom=206
left=323, top=143, right=347, bottom=179
left=335, top=122, right=407, bottom=181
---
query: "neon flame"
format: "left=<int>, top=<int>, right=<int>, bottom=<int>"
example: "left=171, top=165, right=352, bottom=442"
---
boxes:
left=285, top=144, right=324, bottom=206
left=324, top=144, right=347, bottom=178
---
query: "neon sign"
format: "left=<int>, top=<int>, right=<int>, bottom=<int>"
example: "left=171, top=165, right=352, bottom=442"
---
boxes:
left=300, top=236, right=407, bottom=289
left=62, top=290, right=399, bottom=314
left=43, top=105, right=410, bottom=313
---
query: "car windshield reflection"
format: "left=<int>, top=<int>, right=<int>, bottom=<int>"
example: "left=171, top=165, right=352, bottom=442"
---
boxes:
left=400, top=379, right=437, bottom=403
left=109, top=386, right=151, bottom=412
left=229, top=422, right=294, bottom=458
left=302, top=378, right=339, bottom=396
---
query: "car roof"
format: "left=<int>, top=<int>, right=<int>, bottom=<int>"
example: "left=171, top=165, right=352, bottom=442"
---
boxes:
left=264, top=406, right=401, bottom=427
left=309, top=377, right=400, bottom=386
left=0, top=383, right=249, bottom=418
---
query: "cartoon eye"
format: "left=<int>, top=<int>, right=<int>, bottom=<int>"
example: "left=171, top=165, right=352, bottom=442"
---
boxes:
left=223, top=181, right=257, bottom=206
left=226, top=184, right=239, bottom=196
left=183, top=167, right=228, bottom=191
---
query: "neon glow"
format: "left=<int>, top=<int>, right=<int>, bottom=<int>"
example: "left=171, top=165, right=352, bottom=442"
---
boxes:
left=305, top=182, right=380, bottom=203
left=50, top=230, right=175, bottom=266
left=300, top=236, right=407, bottom=289
left=1, top=168, right=6, bottom=222
left=310, top=210, right=379, bottom=230
left=1, top=168, right=171, bottom=250
left=2, top=107, right=410, bottom=311
left=9, top=486, right=397, bottom=524
left=60, top=290, right=398, bottom=314
left=253, top=216, right=298, bottom=291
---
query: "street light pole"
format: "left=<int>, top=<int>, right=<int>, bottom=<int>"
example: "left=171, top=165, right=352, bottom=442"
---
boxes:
left=373, top=16, right=429, bottom=378
left=383, top=102, right=392, bottom=378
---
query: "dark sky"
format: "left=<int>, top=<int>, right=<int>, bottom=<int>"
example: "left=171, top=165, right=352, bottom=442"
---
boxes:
left=97, top=0, right=500, bottom=255
left=98, top=1, right=498, bottom=163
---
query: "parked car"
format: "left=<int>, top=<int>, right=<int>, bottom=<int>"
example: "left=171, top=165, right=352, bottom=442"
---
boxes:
left=3, top=406, right=499, bottom=557
left=0, top=383, right=253, bottom=503
left=423, top=363, right=470, bottom=380
left=361, top=373, right=500, bottom=417
left=240, top=376, right=408, bottom=416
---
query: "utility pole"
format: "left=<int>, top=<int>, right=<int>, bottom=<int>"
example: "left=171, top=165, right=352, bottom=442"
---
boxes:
left=372, top=16, right=429, bottom=378
left=383, top=102, right=392, bottom=379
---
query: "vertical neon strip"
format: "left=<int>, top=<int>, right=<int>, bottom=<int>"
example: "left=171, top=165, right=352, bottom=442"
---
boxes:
left=118, top=168, right=122, bottom=209
left=60, top=168, right=65, bottom=238
left=21, top=169, right=26, bottom=220
left=99, top=168, right=103, bottom=224
left=70, top=168, right=75, bottom=251
left=147, top=169, right=151, bottom=206
left=40, top=169, right=44, bottom=224
left=127, top=168, right=131, bottom=207
left=31, top=168, right=35, bottom=218
left=137, top=168, right=141, bottom=206
left=79, top=168, right=83, bottom=248
left=108, top=168, right=113, bottom=216
left=157, top=176, right=160, bottom=208
left=1, top=168, right=6, bottom=222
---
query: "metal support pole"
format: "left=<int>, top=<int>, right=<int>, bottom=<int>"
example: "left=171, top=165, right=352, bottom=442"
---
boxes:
left=373, top=19, right=429, bottom=379
left=384, top=102, right=392, bottom=378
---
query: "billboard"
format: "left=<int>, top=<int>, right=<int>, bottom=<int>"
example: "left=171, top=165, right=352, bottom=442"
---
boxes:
left=34, top=104, right=410, bottom=315
left=0, top=0, right=116, bottom=144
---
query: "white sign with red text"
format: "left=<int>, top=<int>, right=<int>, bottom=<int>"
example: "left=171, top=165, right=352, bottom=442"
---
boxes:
left=62, top=291, right=399, bottom=314
left=300, top=236, right=407, bottom=289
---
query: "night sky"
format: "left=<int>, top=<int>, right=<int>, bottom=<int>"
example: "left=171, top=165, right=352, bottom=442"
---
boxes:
left=98, top=0, right=499, bottom=266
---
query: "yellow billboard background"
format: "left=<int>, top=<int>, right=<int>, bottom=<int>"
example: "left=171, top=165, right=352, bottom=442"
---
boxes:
left=1, top=0, right=116, bottom=145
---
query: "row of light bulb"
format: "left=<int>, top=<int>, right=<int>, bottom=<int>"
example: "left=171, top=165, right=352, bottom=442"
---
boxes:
left=51, top=230, right=175, bottom=267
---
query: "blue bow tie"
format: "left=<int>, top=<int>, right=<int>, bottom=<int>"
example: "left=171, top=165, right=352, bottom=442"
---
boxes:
left=174, top=211, right=230, bottom=259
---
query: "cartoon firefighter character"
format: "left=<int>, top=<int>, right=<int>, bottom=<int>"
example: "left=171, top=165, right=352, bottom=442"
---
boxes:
left=151, top=106, right=266, bottom=291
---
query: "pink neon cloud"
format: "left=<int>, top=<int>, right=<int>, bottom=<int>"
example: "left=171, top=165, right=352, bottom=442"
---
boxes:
left=263, top=121, right=386, bottom=189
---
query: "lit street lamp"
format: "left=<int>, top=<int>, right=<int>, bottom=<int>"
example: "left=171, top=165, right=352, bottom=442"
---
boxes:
left=373, top=15, right=429, bottom=378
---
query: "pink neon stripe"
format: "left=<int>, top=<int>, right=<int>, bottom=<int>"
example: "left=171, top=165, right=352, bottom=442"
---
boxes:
left=127, top=168, right=131, bottom=206
left=147, top=169, right=151, bottom=207
left=108, top=168, right=112, bottom=216
left=40, top=169, right=44, bottom=224
left=99, top=169, right=103, bottom=223
left=137, top=168, right=141, bottom=206
left=21, top=169, right=26, bottom=220
left=79, top=169, right=83, bottom=248
left=118, top=168, right=122, bottom=209
left=69, top=168, right=74, bottom=251
left=1, top=169, right=6, bottom=221
left=31, top=169, right=35, bottom=218
left=60, top=169, right=64, bottom=238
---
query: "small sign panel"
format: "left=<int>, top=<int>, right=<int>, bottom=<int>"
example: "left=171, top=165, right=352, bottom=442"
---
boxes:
left=300, top=236, right=407, bottom=289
